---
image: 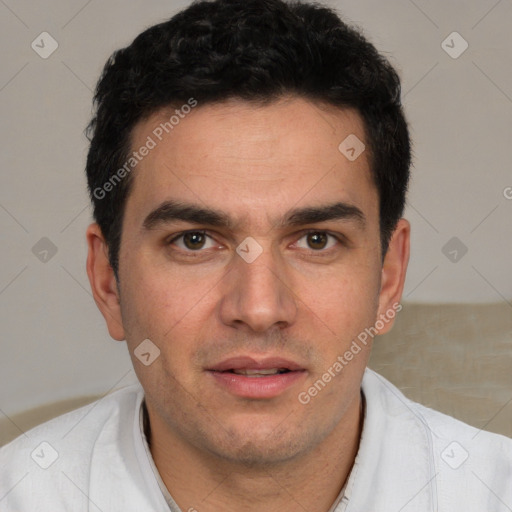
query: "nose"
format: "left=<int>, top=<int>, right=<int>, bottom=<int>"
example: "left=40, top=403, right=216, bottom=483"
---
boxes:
left=218, top=243, right=298, bottom=333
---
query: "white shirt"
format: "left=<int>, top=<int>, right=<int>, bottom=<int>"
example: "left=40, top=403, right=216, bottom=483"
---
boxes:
left=1, top=368, right=511, bottom=511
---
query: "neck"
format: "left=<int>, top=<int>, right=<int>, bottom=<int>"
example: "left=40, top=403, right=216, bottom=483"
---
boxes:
left=145, top=392, right=364, bottom=512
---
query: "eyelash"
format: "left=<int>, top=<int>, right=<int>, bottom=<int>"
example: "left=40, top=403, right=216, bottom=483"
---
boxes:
left=166, top=229, right=346, bottom=256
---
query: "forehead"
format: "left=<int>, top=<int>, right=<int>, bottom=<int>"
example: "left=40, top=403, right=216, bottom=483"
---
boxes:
left=124, top=96, right=377, bottom=231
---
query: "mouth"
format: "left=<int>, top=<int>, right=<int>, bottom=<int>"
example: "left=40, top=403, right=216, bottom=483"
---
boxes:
left=226, top=368, right=291, bottom=377
left=206, top=356, right=307, bottom=399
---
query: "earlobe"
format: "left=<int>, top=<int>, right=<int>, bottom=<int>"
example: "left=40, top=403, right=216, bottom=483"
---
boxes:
left=376, top=218, right=410, bottom=335
left=85, top=223, right=126, bottom=341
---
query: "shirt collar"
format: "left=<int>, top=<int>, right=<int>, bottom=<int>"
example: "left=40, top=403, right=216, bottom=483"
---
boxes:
left=344, top=368, right=437, bottom=511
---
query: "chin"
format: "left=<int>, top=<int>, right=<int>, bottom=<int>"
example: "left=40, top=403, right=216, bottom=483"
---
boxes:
left=221, top=439, right=307, bottom=467
left=209, top=420, right=321, bottom=468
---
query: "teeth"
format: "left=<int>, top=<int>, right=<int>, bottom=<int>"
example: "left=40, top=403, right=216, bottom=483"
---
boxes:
left=231, top=368, right=286, bottom=376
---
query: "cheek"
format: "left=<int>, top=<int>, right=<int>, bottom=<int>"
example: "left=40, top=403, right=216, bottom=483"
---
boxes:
left=119, top=252, right=220, bottom=363
left=122, top=245, right=199, bottom=320
left=299, top=261, right=380, bottom=335
left=298, top=287, right=379, bottom=380
left=120, top=270, right=204, bottom=391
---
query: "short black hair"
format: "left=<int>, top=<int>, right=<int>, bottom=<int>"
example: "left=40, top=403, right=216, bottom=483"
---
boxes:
left=86, top=0, right=411, bottom=280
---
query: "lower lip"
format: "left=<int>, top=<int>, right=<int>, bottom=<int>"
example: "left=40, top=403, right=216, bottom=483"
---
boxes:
left=208, top=370, right=307, bottom=399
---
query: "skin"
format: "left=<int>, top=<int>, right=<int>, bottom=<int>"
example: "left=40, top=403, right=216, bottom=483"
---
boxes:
left=86, top=96, right=410, bottom=512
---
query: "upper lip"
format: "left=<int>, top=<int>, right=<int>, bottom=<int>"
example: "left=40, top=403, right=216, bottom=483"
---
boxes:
left=207, top=356, right=305, bottom=372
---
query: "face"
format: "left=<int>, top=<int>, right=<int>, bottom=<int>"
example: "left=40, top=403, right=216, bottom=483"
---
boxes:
left=87, top=96, right=409, bottom=466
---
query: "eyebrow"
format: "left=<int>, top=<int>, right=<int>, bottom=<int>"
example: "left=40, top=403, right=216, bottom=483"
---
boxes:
left=142, top=199, right=366, bottom=232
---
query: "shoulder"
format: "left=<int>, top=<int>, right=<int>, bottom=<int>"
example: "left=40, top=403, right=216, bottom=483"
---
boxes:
left=398, top=380, right=512, bottom=467
left=363, top=368, right=512, bottom=508
left=0, top=383, right=143, bottom=455
left=363, top=367, right=512, bottom=454
left=0, top=384, right=144, bottom=510
left=414, top=396, right=512, bottom=469
left=413, top=395, right=512, bottom=508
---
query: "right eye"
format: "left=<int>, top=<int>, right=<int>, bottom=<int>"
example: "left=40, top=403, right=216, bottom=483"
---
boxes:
left=168, top=231, right=218, bottom=251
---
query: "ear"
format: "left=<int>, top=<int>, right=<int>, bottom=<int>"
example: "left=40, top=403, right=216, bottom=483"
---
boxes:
left=375, top=218, right=410, bottom=335
left=85, top=223, right=125, bottom=341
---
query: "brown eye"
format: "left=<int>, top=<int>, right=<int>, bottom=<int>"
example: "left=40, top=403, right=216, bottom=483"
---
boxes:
left=167, top=230, right=219, bottom=255
left=307, top=232, right=328, bottom=250
left=294, top=231, right=340, bottom=252
left=182, top=232, right=207, bottom=250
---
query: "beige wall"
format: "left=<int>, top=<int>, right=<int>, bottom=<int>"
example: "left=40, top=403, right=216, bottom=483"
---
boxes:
left=1, top=1, right=511, bottom=430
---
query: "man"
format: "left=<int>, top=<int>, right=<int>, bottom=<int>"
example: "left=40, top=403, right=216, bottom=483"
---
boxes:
left=1, top=0, right=511, bottom=510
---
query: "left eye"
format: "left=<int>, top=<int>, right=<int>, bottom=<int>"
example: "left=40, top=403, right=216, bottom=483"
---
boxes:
left=295, top=232, right=339, bottom=251
left=170, top=231, right=217, bottom=251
